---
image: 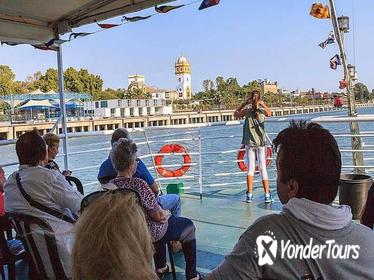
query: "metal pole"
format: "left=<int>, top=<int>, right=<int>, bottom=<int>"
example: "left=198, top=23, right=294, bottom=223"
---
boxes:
left=329, top=0, right=365, bottom=174
left=143, top=130, right=162, bottom=193
left=57, top=45, right=69, bottom=170
left=198, top=128, right=203, bottom=200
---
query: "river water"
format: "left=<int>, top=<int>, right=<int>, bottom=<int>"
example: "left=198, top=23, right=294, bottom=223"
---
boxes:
left=1, top=107, right=374, bottom=196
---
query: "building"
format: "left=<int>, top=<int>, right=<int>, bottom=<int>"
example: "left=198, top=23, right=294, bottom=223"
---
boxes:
left=259, top=79, right=278, bottom=94
left=175, top=56, right=191, bottom=100
left=145, top=86, right=179, bottom=101
left=128, top=74, right=145, bottom=89
left=84, top=99, right=172, bottom=118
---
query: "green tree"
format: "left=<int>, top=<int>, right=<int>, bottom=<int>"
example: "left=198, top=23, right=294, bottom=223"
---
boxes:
left=354, top=82, right=370, bottom=102
left=0, top=65, right=16, bottom=95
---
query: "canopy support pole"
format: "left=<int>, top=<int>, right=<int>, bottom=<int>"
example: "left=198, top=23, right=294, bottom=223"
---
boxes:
left=57, top=44, right=69, bottom=170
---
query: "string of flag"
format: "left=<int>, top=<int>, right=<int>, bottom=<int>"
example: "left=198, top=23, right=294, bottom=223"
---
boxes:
left=1, top=0, right=220, bottom=51
left=310, top=2, right=348, bottom=89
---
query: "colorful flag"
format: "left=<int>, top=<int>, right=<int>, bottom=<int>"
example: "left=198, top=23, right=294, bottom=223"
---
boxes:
left=310, top=3, right=330, bottom=19
left=122, top=15, right=152, bottom=22
left=1, top=42, right=20, bottom=46
left=96, top=22, right=119, bottom=29
left=32, top=45, right=58, bottom=51
left=69, top=32, right=92, bottom=41
left=319, top=31, right=335, bottom=49
left=45, top=38, right=67, bottom=47
left=339, top=79, right=348, bottom=89
left=199, top=0, right=220, bottom=10
left=330, top=54, right=341, bottom=70
left=155, top=4, right=185, bottom=13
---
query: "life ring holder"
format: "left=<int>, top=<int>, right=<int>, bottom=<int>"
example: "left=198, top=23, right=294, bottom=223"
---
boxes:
left=154, top=144, right=191, bottom=177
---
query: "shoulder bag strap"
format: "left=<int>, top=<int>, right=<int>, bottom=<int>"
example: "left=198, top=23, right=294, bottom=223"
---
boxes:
left=15, top=172, right=76, bottom=224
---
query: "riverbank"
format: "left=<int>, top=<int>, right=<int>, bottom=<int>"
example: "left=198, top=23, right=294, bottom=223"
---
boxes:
left=0, top=104, right=360, bottom=140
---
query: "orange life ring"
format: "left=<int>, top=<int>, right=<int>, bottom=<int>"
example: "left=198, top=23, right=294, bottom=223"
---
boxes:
left=154, top=144, right=191, bottom=177
left=237, top=146, right=272, bottom=172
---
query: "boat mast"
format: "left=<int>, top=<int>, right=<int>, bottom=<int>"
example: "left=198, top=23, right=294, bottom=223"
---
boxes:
left=328, top=0, right=365, bottom=174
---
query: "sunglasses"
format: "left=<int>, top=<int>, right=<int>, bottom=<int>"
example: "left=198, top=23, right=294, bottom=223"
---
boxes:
left=80, top=188, right=141, bottom=213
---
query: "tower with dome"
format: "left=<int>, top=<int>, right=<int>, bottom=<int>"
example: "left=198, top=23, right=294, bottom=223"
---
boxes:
left=175, top=56, right=191, bottom=99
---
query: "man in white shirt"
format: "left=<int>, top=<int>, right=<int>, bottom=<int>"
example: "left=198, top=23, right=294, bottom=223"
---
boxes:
left=5, top=129, right=83, bottom=279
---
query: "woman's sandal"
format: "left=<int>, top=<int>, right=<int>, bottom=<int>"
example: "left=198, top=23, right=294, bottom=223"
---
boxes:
left=156, top=264, right=171, bottom=279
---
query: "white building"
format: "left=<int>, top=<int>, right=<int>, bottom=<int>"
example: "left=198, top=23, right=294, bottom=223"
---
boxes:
left=128, top=74, right=145, bottom=89
left=175, top=56, right=191, bottom=100
left=84, top=99, right=172, bottom=118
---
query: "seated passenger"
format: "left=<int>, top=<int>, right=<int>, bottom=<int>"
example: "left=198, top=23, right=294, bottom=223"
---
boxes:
left=43, top=132, right=71, bottom=176
left=4, top=129, right=83, bottom=279
left=361, top=182, right=374, bottom=229
left=110, top=139, right=202, bottom=280
left=98, top=128, right=181, bottom=217
left=72, top=191, right=157, bottom=280
left=207, top=121, right=374, bottom=280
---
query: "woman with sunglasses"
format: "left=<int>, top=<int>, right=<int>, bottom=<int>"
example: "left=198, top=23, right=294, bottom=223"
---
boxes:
left=110, top=138, right=202, bottom=280
left=73, top=191, right=157, bottom=280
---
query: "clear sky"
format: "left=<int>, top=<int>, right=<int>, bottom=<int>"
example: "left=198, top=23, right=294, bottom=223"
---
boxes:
left=0, top=0, right=373, bottom=93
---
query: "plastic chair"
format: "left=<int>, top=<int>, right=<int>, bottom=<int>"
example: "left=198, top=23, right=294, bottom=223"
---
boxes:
left=65, top=175, right=84, bottom=195
left=8, top=212, right=69, bottom=280
left=0, top=215, right=27, bottom=280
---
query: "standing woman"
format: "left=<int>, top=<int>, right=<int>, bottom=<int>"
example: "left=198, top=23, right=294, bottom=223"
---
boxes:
left=234, top=90, right=272, bottom=203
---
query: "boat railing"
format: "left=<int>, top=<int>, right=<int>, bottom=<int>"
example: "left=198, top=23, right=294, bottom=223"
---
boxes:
left=1, top=116, right=374, bottom=196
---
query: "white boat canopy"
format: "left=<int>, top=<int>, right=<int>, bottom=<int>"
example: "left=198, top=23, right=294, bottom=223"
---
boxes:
left=0, top=0, right=175, bottom=44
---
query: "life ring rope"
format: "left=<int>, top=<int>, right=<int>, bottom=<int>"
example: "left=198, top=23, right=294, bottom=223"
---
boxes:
left=154, top=144, right=192, bottom=178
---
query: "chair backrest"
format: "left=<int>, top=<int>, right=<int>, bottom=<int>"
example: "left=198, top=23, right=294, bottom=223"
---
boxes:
left=65, top=176, right=84, bottom=195
left=7, top=212, right=68, bottom=280
left=0, top=215, right=15, bottom=259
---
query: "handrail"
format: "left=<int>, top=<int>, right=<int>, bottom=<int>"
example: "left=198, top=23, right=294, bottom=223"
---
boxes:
left=2, top=115, right=374, bottom=195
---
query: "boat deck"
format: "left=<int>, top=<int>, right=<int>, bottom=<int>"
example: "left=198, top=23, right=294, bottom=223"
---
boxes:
left=167, top=185, right=282, bottom=279
left=6, top=185, right=281, bottom=280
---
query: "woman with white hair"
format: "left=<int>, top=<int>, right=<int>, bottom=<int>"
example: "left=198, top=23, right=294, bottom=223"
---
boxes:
left=110, top=138, right=202, bottom=280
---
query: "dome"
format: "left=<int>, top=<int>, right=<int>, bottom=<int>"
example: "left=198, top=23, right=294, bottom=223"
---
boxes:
left=176, top=56, right=189, bottom=64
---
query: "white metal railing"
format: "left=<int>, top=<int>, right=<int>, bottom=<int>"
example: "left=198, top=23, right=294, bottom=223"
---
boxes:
left=1, top=116, right=374, bottom=197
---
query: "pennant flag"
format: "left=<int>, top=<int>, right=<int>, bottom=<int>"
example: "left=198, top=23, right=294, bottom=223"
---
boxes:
left=319, top=31, right=335, bottom=49
left=330, top=54, right=341, bottom=70
left=339, top=79, right=348, bottom=89
left=155, top=4, right=185, bottom=13
left=32, top=45, right=58, bottom=51
left=1, top=42, right=20, bottom=46
left=310, top=3, right=330, bottom=19
left=45, top=38, right=67, bottom=47
left=69, top=32, right=92, bottom=41
left=199, top=0, right=220, bottom=10
left=122, top=15, right=152, bottom=22
left=96, top=22, right=119, bottom=29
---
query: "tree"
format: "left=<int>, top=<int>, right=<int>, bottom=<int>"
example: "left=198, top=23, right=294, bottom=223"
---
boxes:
left=64, top=67, right=83, bottom=93
left=354, top=82, right=370, bottom=102
left=0, top=65, right=16, bottom=95
left=202, top=79, right=214, bottom=92
left=37, top=68, right=59, bottom=92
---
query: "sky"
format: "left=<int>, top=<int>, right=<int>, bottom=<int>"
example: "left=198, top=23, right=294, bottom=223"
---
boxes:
left=0, top=0, right=374, bottom=93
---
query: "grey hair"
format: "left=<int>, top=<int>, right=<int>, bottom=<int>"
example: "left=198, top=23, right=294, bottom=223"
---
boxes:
left=111, top=138, right=137, bottom=172
left=111, top=128, right=130, bottom=146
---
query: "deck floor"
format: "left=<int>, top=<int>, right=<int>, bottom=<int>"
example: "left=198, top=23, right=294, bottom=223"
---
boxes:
left=7, top=186, right=283, bottom=280
left=168, top=186, right=283, bottom=279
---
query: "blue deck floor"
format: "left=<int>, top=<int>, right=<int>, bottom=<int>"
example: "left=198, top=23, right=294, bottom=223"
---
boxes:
left=167, top=186, right=283, bottom=279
